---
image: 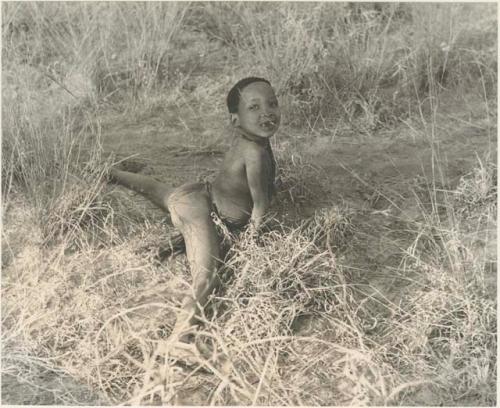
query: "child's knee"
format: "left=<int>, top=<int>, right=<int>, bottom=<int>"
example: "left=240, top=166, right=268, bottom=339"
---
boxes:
left=166, top=189, right=187, bottom=221
left=167, top=199, right=184, bottom=229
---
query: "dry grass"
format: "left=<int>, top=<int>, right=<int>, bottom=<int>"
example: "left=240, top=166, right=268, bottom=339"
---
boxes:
left=2, top=2, right=497, bottom=406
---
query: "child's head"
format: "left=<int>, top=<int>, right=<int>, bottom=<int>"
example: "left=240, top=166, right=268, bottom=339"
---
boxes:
left=227, top=77, right=281, bottom=139
left=227, top=77, right=271, bottom=114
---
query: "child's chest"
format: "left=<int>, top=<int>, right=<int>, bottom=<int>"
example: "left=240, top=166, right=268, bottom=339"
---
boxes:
left=223, top=139, right=276, bottom=184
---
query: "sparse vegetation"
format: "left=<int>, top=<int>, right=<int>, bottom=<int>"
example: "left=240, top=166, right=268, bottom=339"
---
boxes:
left=2, top=2, right=496, bottom=405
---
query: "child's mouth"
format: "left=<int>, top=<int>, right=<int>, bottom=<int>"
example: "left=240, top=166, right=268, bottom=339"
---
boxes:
left=260, top=120, right=277, bottom=131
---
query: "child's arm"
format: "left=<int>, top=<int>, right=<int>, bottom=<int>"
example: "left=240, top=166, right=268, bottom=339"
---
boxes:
left=246, top=149, right=272, bottom=230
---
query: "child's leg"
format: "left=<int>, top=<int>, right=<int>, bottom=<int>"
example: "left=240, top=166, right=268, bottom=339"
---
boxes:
left=110, top=168, right=220, bottom=339
left=166, top=183, right=221, bottom=339
left=109, top=168, right=171, bottom=211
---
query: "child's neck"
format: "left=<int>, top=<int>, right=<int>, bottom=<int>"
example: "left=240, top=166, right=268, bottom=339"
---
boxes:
left=235, top=128, right=270, bottom=146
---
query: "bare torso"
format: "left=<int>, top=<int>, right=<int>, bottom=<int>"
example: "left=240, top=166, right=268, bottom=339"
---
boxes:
left=211, top=133, right=275, bottom=227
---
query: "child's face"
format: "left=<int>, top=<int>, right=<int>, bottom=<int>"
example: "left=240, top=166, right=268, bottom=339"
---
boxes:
left=232, top=82, right=281, bottom=139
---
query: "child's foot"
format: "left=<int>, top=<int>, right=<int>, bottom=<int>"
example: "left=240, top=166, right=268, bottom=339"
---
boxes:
left=159, top=318, right=203, bottom=365
left=105, top=157, right=147, bottom=184
left=163, top=340, right=201, bottom=366
left=160, top=336, right=227, bottom=370
left=157, top=324, right=200, bottom=366
left=115, top=158, right=147, bottom=173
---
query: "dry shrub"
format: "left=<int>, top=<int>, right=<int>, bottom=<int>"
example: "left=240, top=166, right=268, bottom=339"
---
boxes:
left=1, top=113, right=110, bottom=246
left=3, top=2, right=189, bottom=104
left=221, top=216, right=345, bottom=333
left=2, top=51, right=119, bottom=247
left=91, top=3, right=190, bottom=101
left=407, top=4, right=497, bottom=95
left=375, top=158, right=497, bottom=405
left=316, top=3, right=497, bottom=130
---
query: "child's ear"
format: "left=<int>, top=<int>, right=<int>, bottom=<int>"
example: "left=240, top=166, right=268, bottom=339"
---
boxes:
left=230, top=113, right=240, bottom=127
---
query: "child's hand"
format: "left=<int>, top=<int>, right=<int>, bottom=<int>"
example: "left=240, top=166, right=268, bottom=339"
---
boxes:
left=247, top=219, right=269, bottom=247
left=248, top=214, right=277, bottom=236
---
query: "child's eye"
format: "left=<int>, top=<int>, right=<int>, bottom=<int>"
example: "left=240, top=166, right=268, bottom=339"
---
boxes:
left=249, top=105, right=259, bottom=111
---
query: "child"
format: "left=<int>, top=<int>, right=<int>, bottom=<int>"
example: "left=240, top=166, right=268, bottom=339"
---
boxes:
left=109, top=77, right=280, bottom=348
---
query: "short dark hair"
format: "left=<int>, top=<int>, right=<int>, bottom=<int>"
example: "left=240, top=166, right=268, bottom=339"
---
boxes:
left=226, top=77, right=271, bottom=114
